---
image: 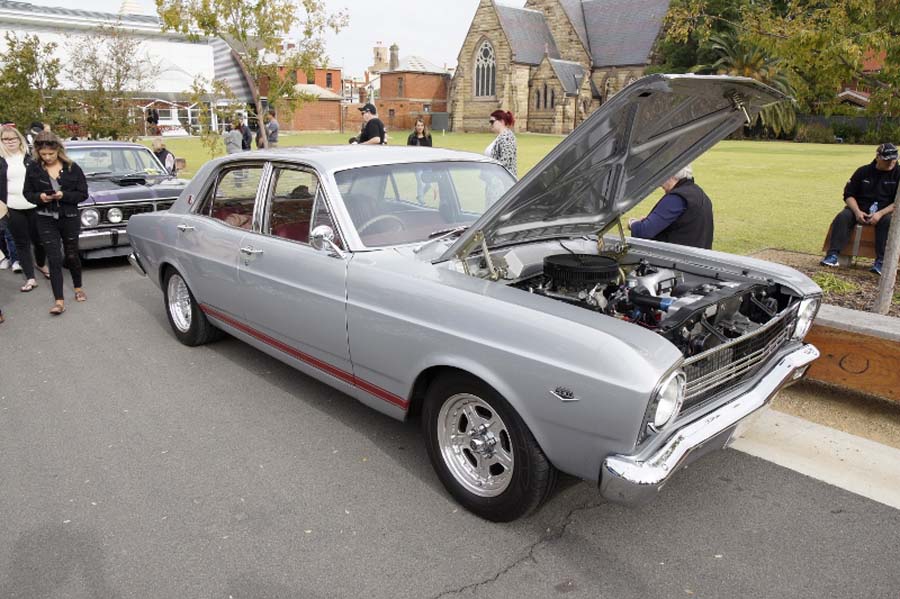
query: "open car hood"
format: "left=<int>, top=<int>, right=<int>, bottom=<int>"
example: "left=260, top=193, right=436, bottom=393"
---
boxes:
left=437, top=74, right=785, bottom=262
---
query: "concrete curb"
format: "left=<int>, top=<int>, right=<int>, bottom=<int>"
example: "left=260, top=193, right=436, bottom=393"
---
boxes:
left=732, top=408, right=900, bottom=510
left=815, top=303, right=900, bottom=342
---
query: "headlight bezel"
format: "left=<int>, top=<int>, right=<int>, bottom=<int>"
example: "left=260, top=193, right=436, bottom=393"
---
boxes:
left=792, top=296, right=821, bottom=340
left=640, top=366, right=687, bottom=442
left=80, top=208, right=100, bottom=228
left=106, top=207, right=124, bottom=224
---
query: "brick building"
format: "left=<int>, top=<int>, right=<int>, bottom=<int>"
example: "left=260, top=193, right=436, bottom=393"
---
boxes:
left=450, top=0, right=670, bottom=134
left=268, top=66, right=344, bottom=131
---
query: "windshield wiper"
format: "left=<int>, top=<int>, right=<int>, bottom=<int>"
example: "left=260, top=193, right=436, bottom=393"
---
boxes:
left=85, top=171, right=113, bottom=178
left=414, top=225, right=469, bottom=254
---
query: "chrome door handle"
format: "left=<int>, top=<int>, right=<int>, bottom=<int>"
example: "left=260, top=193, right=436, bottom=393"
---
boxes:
left=239, top=246, right=264, bottom=256
left=176, top=224, right=195, bottom=232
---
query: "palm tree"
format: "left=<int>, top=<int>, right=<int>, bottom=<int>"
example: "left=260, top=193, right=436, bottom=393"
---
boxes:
left=695, top=31, right=797, bottom=136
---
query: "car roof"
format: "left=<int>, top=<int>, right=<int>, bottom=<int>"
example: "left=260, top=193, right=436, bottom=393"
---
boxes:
left=65, top=141, right=150, bottom=150
left=214, top=145, right=495, bottom=173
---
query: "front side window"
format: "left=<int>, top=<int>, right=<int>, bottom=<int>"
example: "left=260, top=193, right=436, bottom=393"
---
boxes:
left=68, top=147, right=166, bottom=176
left=335, top=161, right=516, bottom=248
left=266, top=167, right=318, bottom=243
left=201, top=165, right=265, bottom=230
left=474, top=40, right=496, bottom=97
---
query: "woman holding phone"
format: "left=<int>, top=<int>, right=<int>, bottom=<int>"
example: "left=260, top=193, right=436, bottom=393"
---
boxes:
left=23, top=131, right=88, bottom=315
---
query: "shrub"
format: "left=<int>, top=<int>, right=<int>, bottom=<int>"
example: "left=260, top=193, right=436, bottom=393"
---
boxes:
left=795, top=123, right=835, bottom=144
left=831, top=121, right=865, bottom=144
left=812, top=272, right=859, bottom=295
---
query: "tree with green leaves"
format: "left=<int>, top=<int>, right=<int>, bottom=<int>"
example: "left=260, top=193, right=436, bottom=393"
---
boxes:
left=693, top=30, right=797, bottom=136
left=0, top=33, right=61, bottom=128
left=665, top=0, right=900, bottom=314
left=68, top=24, right=160, bottom=140
left=155, top=0, right=347, bottom=148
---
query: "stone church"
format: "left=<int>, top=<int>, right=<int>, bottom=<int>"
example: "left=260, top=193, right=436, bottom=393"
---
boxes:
left=450, top=0, right=670, bottom=134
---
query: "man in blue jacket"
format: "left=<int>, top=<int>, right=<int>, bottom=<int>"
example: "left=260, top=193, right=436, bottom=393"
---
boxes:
left=628, top=164, right=714, bottom=249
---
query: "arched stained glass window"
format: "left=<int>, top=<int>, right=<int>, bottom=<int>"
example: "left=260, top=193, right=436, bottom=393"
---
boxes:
left=474, top=40, right=496, bottom=97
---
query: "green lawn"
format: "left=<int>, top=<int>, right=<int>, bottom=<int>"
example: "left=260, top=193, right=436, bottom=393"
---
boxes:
left=147, top=133, right=872, bottom=256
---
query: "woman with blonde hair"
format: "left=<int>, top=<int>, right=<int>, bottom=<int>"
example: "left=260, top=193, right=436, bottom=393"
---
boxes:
left=23, top=131, right=89, bottom=315
left=1, top=124, right=48, bottom=293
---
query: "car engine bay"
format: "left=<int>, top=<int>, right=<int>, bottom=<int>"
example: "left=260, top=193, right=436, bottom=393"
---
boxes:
left=460, top=239, right=802, bottom=359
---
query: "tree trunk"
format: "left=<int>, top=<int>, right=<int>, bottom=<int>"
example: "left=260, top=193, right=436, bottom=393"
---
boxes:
left=871, top=183, right=900, bottom=314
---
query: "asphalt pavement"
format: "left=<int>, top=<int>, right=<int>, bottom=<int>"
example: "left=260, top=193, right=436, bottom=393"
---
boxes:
left=1, top=259, right=898, bottom=599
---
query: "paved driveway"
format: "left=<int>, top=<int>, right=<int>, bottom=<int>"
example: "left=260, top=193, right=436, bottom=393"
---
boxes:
left=1, top=260, right=898, bottom=598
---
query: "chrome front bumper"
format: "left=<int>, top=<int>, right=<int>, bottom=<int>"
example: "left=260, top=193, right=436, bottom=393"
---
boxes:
left=80, top=227, right=129, bottom=251
left=600, top=343, right=819, bottom=506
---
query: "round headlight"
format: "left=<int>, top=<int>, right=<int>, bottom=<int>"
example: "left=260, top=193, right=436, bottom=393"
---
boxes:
left=793, top=297, right=820, bottom=340
left=651, top=370, right=685, bottom=431
left=81, top=208, right=100, bottom=227
left=107, top=207, right=124, bottom=224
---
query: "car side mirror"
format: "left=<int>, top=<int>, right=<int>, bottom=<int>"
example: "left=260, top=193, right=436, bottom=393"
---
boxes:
left=310, top=225, right=345, bottom=258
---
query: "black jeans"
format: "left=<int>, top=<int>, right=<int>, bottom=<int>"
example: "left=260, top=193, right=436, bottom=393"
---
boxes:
left=7, top=208, right=47, bottom=280
left=36, top=214, right=81, bottom=301
left=827, top=207, right=893, bottom=260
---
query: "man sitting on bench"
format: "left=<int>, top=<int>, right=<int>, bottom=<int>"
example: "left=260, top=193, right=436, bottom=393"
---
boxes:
left=821, top=142, right=898, bottom=275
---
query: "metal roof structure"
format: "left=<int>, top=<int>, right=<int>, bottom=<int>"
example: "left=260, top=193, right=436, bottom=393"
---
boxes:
left=0, top=0, right=253, bottom=103
left=549, top=59, right=587, bottom=95
left=582, top=0, right=670, bottom=67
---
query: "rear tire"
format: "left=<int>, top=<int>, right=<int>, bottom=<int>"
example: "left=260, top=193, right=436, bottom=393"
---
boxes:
left=422, top=372, right=557, bottom=522
left=163, top=268, right=221, bottom=346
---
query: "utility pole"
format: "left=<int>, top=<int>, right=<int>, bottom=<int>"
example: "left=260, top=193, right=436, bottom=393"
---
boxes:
left=872, top=182, right=900, bottom=314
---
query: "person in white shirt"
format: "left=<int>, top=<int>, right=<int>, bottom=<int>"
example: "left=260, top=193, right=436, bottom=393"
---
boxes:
left=1, top=125, right=48, bottom=292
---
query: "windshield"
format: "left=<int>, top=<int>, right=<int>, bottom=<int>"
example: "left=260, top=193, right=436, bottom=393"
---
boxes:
left=67, top=147, right=165, bottom=176
left=334, top=161, right=516, bottom=247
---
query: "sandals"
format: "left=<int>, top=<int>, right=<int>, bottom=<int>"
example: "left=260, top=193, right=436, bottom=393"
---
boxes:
left=74, top=289, right=87, bottom=302
left=49, top=303, right=65, bottom=315
left=20, top=280, right=38, bottom=292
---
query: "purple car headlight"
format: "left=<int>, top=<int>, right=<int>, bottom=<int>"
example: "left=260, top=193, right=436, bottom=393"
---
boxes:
left=107, top=207, right=124, bottom=224
left=81, top=208, right=100, bottom=227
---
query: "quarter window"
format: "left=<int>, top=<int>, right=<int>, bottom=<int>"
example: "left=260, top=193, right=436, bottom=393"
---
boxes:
left=202, top=165, right=264, bottom=229
left=474, top=40, right=496, bottom=97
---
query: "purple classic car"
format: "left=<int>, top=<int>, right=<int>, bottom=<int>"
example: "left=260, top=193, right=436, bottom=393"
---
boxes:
left=67, top=141, right=188, bottom=258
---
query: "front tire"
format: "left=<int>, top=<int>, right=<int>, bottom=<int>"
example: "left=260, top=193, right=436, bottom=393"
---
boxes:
left=163, top=268, right=220, bottom=346
left=422, top=373, right=557, bottom=522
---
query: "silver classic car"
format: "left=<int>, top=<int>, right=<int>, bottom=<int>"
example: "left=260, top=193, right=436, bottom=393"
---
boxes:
left=127, top=75, right=820, bottom=522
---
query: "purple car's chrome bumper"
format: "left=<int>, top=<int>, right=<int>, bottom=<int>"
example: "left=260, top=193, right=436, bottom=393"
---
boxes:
left=80, top=228, right=132, bottom=258
left=599, top=343, right=819, bottom=506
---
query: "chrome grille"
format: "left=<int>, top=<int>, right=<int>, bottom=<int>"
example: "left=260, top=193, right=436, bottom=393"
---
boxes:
left=91, top=199, right=177, bottom=227
left=681, top=304, right=798, bottom=411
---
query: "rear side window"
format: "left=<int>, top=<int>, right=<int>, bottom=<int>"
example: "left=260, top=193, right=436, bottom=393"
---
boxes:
left=200, top=165, right=265, bottom=229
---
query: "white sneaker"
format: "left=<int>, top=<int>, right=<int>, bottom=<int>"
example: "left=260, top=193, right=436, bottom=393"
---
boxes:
left=11, top=261, right=22, bottom=273
left=0, top=258, right=9, bottom=270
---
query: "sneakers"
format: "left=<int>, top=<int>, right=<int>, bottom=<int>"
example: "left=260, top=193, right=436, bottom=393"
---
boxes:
left=11, top=261, right=21, bottom=273
left=870, top=259, right=883, bottom=276
left=0, top=258, right=9, bottom=270
left=820, top=253, right=840, bottom=267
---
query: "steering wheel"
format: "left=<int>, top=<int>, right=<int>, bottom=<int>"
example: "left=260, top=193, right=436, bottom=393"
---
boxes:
left=358, top=213, right=406, bottom=235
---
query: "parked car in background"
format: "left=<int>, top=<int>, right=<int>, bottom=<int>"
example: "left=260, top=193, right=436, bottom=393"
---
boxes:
left=67, top=141, right=189, bottom=258
left=127, top=75, right=821, bottom=521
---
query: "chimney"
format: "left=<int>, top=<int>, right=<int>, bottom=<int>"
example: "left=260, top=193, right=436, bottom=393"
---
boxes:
left=389, top=43, right=399, bottom=71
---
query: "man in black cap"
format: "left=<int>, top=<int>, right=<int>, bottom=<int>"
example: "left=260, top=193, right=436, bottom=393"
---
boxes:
left=821, top=143, right=898, bottom=275
left=356, top=103, right=386, bottom=145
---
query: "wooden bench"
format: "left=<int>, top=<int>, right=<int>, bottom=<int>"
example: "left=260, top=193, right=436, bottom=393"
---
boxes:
left=821, top=223, right=877, bottom=266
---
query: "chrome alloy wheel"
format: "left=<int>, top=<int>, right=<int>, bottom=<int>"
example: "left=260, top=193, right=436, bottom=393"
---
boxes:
left=437, top=393, right=514, bottom=497
left=167, top=273, right=193, bottom=333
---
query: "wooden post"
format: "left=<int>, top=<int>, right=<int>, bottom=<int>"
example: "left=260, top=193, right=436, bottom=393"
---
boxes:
left=872, top=179, right=900, bottom=314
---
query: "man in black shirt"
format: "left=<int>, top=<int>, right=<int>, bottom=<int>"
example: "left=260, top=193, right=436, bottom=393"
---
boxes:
left=821, top=142, right=898, bottom=275
left=356, top=103, right=386, bottom=145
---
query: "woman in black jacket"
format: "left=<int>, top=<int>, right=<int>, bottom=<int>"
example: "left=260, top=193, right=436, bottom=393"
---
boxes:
left=406, top=118, right=432, bottom=147
left=23, top=131, right=89, bottom=315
